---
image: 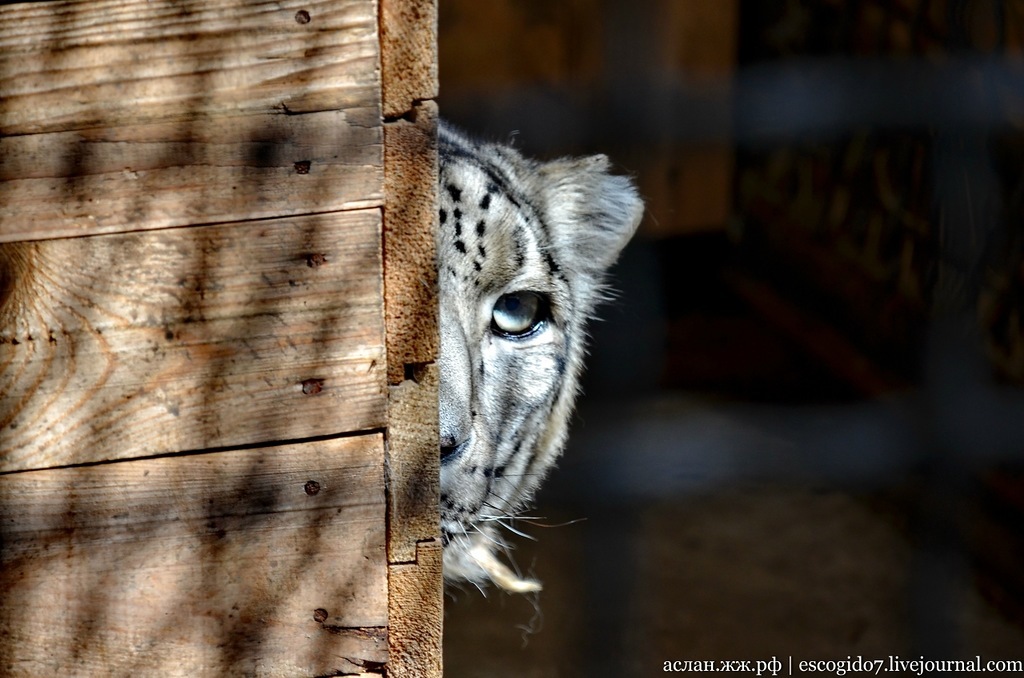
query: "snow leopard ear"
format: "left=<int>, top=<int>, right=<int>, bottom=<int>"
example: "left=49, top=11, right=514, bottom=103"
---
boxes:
left=539, top=154, right=644, bottom=276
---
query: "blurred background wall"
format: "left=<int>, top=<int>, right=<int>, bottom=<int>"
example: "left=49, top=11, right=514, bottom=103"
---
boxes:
left=437, top=2, right=1024, bottom=676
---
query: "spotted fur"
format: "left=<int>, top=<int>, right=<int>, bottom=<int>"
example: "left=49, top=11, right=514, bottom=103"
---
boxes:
left=438, top=122, right=643, bottom=592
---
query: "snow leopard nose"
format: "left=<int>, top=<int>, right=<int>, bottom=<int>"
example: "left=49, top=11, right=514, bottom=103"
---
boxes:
left=439, top=306, right=472, bottom=464
left=440, top=437, right=468, bottom=464
left=439, top=396, right=471, bottom=463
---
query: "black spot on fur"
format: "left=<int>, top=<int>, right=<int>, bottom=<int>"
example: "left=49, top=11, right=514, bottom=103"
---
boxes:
left=479, top=193, right=491, bottom=209
left=473, top=260, right=482, bottom=272
left=477, top=244, right=486, bottom=259
left=453, top=208, right=462, bottom=220
left=439, top=209, right=447, bottom=225
left=454, top=219, right=462, bottom=237
left=446, top=184, right=462, bottom=202
left=512, top=226, right=527, bottom=267
left=455, top=240, right=466, bottom=254
left=545, top=251, right=561, bottom=274
left=476, top=220, right=486, bottom=237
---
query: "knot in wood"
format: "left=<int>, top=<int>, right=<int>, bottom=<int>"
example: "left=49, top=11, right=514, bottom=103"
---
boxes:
left=301, top=378, right=324, bottom=395
left=305, top=252, right=328, bottom=268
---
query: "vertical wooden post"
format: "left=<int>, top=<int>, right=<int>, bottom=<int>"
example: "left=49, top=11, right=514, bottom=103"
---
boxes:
left=381, top=1, right=443, bottom=675
left=378, top=1, right=438, bottom=678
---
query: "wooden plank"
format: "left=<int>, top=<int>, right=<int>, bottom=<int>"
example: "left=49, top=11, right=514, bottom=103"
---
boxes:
left=380, top=0, right=438, bottom=119
left=0, top=210, right=386, bottom=473
left=386, top=363, right=439, bottom=564
left=639, top=0, right=737, bottom=237
left=383, top=103, right=439, bottom=385
left=0, top=0, right=379, bottom=136
left=659, top=0, right=737, bottom=78
left=641, top=144, right=734, bottom=236
left=388, top=541, right=443, bottom=678
left=380, top=2, right=441, bottom=674
left=0, top=112, right=382, bottom=242
left=0, top=435, right=388, bottom=676
left=0, top=0, right=383, bottom=241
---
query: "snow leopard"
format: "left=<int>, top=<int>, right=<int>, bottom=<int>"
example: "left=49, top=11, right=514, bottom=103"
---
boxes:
left=437, top=122, right=643, bottom=592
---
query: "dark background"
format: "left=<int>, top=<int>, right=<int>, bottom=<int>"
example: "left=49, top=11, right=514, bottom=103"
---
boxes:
left=437, top=2, right=1024, bottom=676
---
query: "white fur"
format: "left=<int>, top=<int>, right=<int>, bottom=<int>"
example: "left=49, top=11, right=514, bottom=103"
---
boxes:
left=437, top=122, right=643, bottom=592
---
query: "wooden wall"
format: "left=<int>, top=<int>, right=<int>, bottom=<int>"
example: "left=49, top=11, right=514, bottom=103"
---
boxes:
left=438, top=0, right=738, bottom=238
left=0, top=1, right=441, bottom=675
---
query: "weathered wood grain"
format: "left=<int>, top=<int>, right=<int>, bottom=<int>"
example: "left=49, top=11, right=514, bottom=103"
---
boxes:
left=0, top=210, right=386, bottom=472
left=378, top=2, right=442, bottom=675
left=1, top=0, right=443, bottom=673
left=380, top=0, right=438, bottom=119
left=388, top=540, right=443, bottom=678
left=386, top=363, right=439, bottom=564
left=383, top=103, right=439, bottom=385
left=0, top=0, right=379, bottom=136
left=0, top=0, right=383, bottom=242
left=0, top=112, right=382, bottom=242
left=0, top=435, right=388, bottom=676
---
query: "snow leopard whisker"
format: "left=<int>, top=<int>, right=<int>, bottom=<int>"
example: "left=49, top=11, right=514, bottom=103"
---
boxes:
left=489, top=518, right=538, bottom=541
left=479, top=514, right=546, bottom=523
left=517, top=516, right=588, bottom=529
left=480, top=493, right=523, bottom=515
left=478, top=501, right=546, bottom=525
left=468, top=522, right=508, bottom=549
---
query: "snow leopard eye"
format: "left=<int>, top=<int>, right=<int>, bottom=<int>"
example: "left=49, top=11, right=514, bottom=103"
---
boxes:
left=491, top=291, right=548, bottom=338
